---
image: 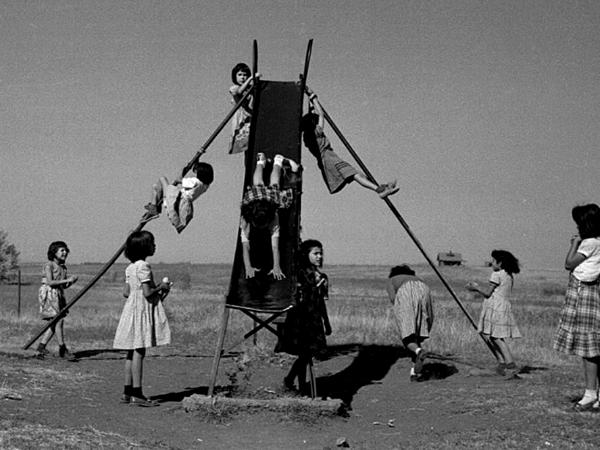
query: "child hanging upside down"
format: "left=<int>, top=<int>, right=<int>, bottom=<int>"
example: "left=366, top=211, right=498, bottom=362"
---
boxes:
left=142, top=159, right=214, bottom=233
left=240, top=152, right=299, bottom=280
left=301, top=86, right=399, bottom=198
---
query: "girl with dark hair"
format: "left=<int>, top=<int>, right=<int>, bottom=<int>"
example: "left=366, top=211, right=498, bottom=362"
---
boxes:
left=113, top=231, right=172, bottom=407
left=466, top=250, right=521, bottom=376
left=554, top=203, right=600, bottom=411
left=240, top=152, right=298, bottom=280
left=301, top=85, right=398, bottom=198
left=386, top=264, right=433, bottom=381
left=142, top=158, right=214, bottom=233
left=229, top=62, right=260, bottom=154
left=36, top=241, right=78, bottom=359
left=280, top=239, right=331, bottom=394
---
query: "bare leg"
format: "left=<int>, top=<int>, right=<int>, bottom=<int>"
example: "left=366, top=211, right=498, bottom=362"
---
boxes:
left=124, top=351, right=134, bottom=386
left=493, top=338, right=514, bottom=365
left=270, top=161, right=282, bottom=187
left=56, top=319, right=65, bottom=346
left=131, top=348, right=145, bottom=389
left=40, top=324, right=55, bottom=345
left=353, top=173, right=380, bottom=191
left=253, top=153, right=266, bottom=186
left=583, top=357, right=599, bottom=392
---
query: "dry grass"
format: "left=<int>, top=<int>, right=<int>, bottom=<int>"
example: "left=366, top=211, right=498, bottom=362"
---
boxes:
left=0, top=263, right=572, bottom=368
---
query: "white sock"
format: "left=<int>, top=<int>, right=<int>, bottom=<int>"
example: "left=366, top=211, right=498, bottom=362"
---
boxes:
left=415, top=347, right=422, bottom=356
left=273, top=155, right=284, bottom=167
left=410, top=367, right=416, bottom=376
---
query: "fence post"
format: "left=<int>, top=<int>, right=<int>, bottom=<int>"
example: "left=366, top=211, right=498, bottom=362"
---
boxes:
left=17, top=269, right=21, bottom=320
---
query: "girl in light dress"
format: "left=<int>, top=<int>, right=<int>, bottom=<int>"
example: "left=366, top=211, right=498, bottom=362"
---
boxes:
left=467, top=250, right=521, bottom=376
left=553, top=203, right=600, bottom=411
left=229, top=62, right=260, bottom=154
left=113, top=230, right=172, bottom=407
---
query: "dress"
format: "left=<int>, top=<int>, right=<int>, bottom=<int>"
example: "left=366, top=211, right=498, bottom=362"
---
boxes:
left=387, top=275, right=433, bottom=340
left=278, top=268, right=329, bottom=357
left=113, top=260, right=171, bottom=350
left=554, top=238, right=600, bottom=357
left=312, top=125, right=359, bottom=194
left=477, top=270, right=521, bottom=338
left=228, top=85, right=253, bottom=154
left=38, top=261, right=67, bottom=319
left=164, top=177, right=208, bottom=234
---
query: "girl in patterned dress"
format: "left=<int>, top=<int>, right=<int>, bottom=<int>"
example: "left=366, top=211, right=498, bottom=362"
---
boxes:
left=36, top=241, right=78, bottom=359
left=301, top=86, right=399, bottom=198
left=228, top=63, right=260, bottom=154
left=386, top=264, right=433, bottom=382
left=281, top=239, right=331, bottom=394
left=466, top=250, right=521, bottom=376
left=113, top=231, right=172, bottom=407
left=553, top=203, right=600, bottom=411
left=240, top=152, right=298, bottom=280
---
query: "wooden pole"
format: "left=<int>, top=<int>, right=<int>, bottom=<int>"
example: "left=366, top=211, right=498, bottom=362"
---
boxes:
left=17, top=269, right=21, bottom=320
left=208, top=301, right=230, bottom=397
left=311, top=95, right=501, bottom=361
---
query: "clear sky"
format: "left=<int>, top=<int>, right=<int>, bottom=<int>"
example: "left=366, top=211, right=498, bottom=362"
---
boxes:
left=1, top=0, right=599, bottom=269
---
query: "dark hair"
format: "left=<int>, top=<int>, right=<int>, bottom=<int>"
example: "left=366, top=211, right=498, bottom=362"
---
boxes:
left=491, top=249, right=520, bottom=276
left=193, top=161, right=214, bottom=185
left=47, top=241, right=69, bottom=261
left=300, top=113, right=319, bottom=134
left=572, top=203, right=600, bottom=239
left=231, top=63, right=251, bottom=84
left=388, top=264, right=415, bottom=278
left=299, top=239, right=323, bottom=268
left=124, top=230, right=155, bottom=263
left=241, top=199, right=277, bottom=229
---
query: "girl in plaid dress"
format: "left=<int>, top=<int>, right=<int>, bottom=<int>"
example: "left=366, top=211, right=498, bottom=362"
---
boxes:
left=467, top=250, right=521, bottom=376
left=240, top=152, right=298, bottom=280
left=553, top=203, right=600, bottom=411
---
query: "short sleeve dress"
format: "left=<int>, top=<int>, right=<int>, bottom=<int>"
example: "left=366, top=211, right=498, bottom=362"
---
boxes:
left=228, top=85, right=253, bottom=154
left=113, top=260, right=171, bottom=350
left=477, top=269, right=521, bottom=338
left=38, top=261, right=68, bottom=319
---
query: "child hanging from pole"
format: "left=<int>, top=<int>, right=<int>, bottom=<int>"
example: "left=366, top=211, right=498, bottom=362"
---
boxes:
left=386, top=264, right=433, bottom=382
left=229, top=63, right=260, bottom=154
left=300, top=86, right=399, bottom=198
left=142, top=158, right=214, bottom=233
left=240, top=152, right=298, bottom=280
left=36, top=241, right=78, bottom=359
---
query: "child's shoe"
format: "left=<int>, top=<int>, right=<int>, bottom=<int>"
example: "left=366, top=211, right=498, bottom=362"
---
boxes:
left=283, top=376, right=296, bottom=392
left=119, top=394, right=131, bottom=404
left=257, top=153, right=267, bottom=165
left=129, top=396, right=159, bottom=407
left=142, top=203, right=160, bottom=221
left=495, top=363, right=507, bottom=376
left=414, top=350, right=427, bottom=375
left=376, top=181, right=400, bottom=198
left=35, top=343, right=49, bottom=359
left=59, top=344, right=77, bottom=361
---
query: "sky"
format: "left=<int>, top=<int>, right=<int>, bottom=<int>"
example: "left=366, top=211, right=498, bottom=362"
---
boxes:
left=1, top=0, right=599, bottom=269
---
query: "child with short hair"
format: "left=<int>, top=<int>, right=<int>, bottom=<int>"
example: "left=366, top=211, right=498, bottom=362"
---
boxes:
left=553, top=203, right=600, bottom=411
left=113, top=230, right=172, bottom=407
left=386, top=264, right=433, bottom=381
left=467, top=249, right=522, bottom=376
left=229, top=62, right=260, bottom=154
left=142, top=159, right=214, bottom=233
left=36, top=241, right=78, bottom=359
left=301, top=86, right=399, bottom=198
left=240, top=152, right=298, bottom=280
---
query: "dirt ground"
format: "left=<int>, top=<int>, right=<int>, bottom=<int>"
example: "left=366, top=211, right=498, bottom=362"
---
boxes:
left=1, top=344, right=600, bottom=449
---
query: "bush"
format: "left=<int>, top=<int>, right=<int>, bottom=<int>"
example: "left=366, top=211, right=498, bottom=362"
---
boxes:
left=0, top=230, right=19, bottom=283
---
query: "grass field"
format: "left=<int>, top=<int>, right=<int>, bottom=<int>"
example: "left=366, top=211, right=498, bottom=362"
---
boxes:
left=0, top=262, right=572, bottom=368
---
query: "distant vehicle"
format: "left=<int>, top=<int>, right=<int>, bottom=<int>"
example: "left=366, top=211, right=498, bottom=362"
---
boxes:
left=437, top=251, right=463, bottom=267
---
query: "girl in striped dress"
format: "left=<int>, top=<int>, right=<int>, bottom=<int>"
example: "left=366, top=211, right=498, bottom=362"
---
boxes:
left=467, top=250, right=521, bottom=376
left=553, top=203, right=600, bottom=411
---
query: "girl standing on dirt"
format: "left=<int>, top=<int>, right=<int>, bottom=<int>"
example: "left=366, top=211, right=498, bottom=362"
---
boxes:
left=553, top=203, right=600, bottom=411
left=466, top=250, right=521, bottom=376
left=113, top=230, right=172, bottom=407
left=386, top=264, right=433, bottom=382
left=229, top=62, right=260, bottom=154
left=280, top=239, right=332, bottom=395
left=36, top=241, right=78, bottom=359
left=301, top=86, right=399, bottom=198
left=240, top=152, right=299, bottom=280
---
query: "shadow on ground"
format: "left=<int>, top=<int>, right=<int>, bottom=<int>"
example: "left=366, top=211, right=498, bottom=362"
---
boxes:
left=316, top=344, right=458, bottom=407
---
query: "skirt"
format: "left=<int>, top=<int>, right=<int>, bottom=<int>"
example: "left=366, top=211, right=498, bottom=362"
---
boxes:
left=391, top=280, right=433, bottom=340
left=554, top=275, right=600, bottom=357
left=478, top=297, right=521, bottom=338
left=320, top=150, right=359, bottom=194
